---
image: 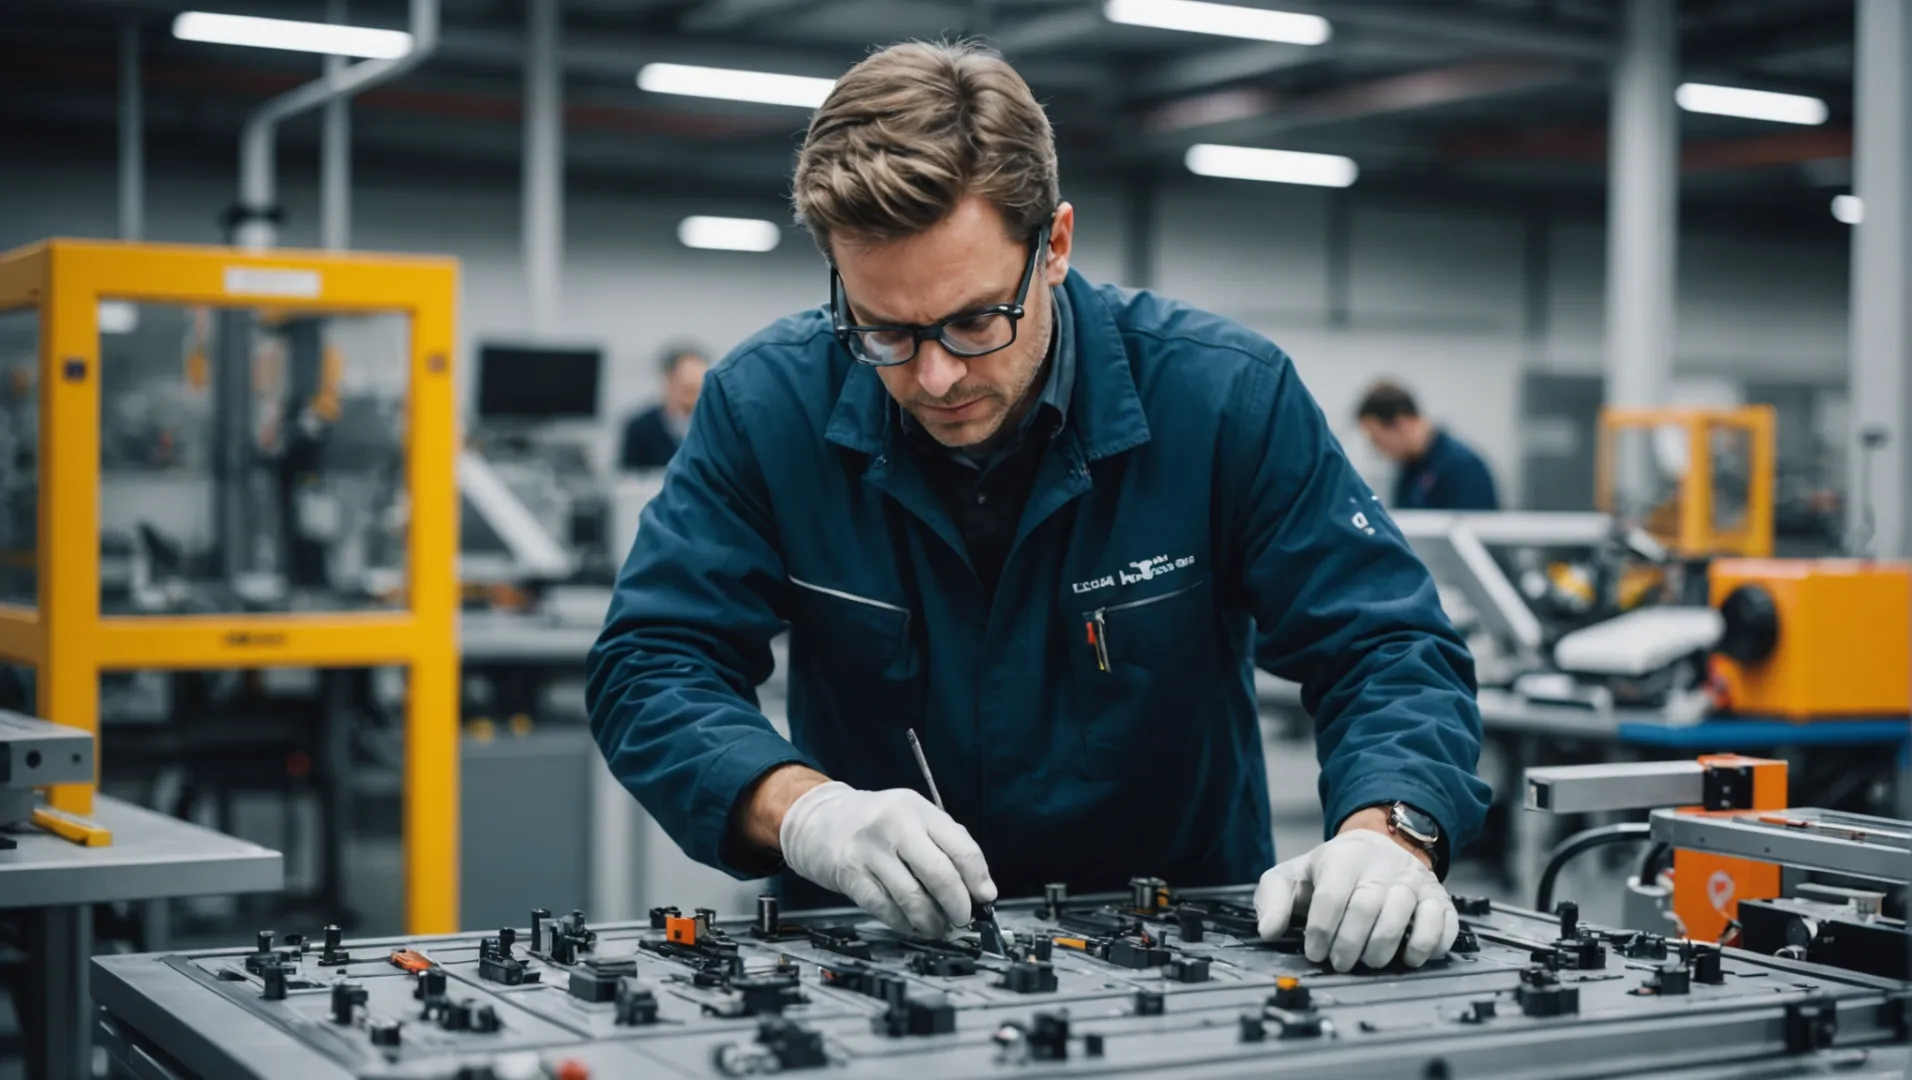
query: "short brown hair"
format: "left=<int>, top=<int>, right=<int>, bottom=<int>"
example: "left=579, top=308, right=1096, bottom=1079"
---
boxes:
left=792, top=40, right=1058, bottom=250
left=1356, top=381, right=1420, bottom=425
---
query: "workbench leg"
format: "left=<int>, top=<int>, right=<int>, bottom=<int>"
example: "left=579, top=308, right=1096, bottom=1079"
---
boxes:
left=34, top=903, right=94, bottom=1080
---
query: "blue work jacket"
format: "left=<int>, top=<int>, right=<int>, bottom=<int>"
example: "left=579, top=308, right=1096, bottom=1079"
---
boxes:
left=586, top=270, right=1491, bottom=906
left=1393, top=429, right=1500, bottom=511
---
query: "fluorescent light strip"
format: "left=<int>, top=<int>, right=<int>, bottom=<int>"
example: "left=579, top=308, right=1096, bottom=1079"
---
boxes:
left=1185, top=143, right=1357, bottom=187
left=173, top=11, right=412, bottom=59
left=638, top=63, right=836, bottom=109
left=1674, top=82, right=1827, bottom=126
left=1832, top=195, right=1863, bottom=225
left=679, top=216, right=782, bottom=253
left=1104, top=0, right=1330, bottom=45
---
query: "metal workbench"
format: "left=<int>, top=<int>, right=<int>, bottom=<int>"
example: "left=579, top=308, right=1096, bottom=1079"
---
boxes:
left=89, top=887, right=1912, bottom=1079
left=1, top=794, right=283, bottom=1080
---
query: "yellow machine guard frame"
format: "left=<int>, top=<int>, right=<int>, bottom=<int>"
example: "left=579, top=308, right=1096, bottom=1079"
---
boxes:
left=0, top=239, right=461, bottom=933
left=1595, top=405, right=1776, bottom=559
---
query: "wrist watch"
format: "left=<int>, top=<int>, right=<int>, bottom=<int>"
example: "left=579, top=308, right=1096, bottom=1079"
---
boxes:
left=1384, top=802, right=1447, bottom=879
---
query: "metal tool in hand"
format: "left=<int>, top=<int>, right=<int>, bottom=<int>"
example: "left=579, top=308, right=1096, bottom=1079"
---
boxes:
left=906, top=729, right=1008, bottom=956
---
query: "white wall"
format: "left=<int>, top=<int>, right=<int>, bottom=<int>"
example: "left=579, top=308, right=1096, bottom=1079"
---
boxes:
left=0, top=157, right=1851, bottom=506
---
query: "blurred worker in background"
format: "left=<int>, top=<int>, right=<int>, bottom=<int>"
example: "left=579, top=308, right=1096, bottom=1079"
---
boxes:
left=1357, top=380, right=1500, bottom=511
left=590, top=41, right=1490, bottom=975
left=619, top=344, right=710, bottom=469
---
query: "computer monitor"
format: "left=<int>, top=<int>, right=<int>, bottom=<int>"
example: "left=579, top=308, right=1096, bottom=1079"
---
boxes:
left=475, top=343, right=601, bottom=420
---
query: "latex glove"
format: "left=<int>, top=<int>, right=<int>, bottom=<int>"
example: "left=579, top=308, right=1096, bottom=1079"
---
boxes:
left=779, top=781, right=997, bottom=938
left=1253, top=829, right=1458, bottom=972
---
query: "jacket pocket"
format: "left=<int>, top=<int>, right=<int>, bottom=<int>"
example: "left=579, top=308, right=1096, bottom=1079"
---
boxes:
left=1072, top=577, right=1215, bottom=775
left=788, top=575, right=916, bottom=682
left=1079, top=577, right=1210, bottom=674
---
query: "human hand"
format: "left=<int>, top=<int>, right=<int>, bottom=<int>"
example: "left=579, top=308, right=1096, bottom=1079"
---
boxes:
left=1252, top=829, right=1458, bottom=972
left=778, top=781, right=997, bottom=938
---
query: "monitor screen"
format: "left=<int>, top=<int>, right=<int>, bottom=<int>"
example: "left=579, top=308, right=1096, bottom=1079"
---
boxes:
left=476, top=343, right=601, bottom=419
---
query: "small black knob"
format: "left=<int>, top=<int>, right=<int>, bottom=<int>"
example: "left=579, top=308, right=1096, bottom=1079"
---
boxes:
left=1176, top=909, right=1205, bottom=943
left=1556, top=902, right=1579, bottom=940
left=1032, top=937, right=1053, bottom=961
left=473, top=1005, right=501, bottom=1033
left=757, top=894, right=780, bottom=936
left=1134, top=989, right=1164, bottom=1016
left=531, top=908, right=550, bottom=951
left=369, top=1020, right=402, bottom=1047
left=323, top=925, right=342, bottom=952
left=498, top=927, right=515, bottom=958
left=1084, top=1033, right=1105, bottom=1057
left=257, top=930, right=276, bottom=954
left=332, top=981, right=369, bottom=1025
left=261, top=963, right=288, bottom=1001
left=1240, top=1013, right=1266, bottom=1043
left=1043, top=882, right=1068, bottom=918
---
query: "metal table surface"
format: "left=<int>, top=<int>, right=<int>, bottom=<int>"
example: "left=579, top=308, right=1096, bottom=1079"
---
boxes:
left=459, top=613, right=601, bottom=665
left=1, top=794, right=284, bottom=1080
left=1258, top=676, right=1912, bottom=748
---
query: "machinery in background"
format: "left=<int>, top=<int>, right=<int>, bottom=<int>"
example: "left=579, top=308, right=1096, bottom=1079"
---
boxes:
left=463, top=341, right=619, bottom=591
left=1709, top=558, right=1910, bottom=721
left=1596, top=406, right=1776, bottom=562
left=1426, top=406, right=1907, bottom=726
left=0, top=238, right=463, bottom=936
left=1525, top=756, right=1909, bottom=979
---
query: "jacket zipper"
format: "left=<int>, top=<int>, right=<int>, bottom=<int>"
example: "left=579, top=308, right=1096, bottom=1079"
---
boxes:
left=1082, top=578, right=1206, bottom=673
left=789, top=576, right=911, bottom=617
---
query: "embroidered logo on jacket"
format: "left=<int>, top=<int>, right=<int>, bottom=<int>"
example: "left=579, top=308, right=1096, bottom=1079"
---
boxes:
left=1072, top=554, right=1197, bottom=594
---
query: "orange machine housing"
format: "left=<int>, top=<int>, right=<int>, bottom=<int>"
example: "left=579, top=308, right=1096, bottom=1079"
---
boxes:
left=1709, top=558, right=1911, bottom=720
left=1670, top=755, right=1788, bottom=944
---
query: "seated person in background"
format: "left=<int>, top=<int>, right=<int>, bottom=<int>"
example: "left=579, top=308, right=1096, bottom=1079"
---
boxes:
left=620, top=344, right=710, bottom=469
left=1357, top=380, right=1500, bottom=511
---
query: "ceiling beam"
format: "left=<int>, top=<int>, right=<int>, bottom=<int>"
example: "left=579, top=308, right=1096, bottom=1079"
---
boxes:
left=993, top=1, right=1608, bottom=60
left=680, top=0, right=834, bottom=34
left=1441, top=123, right=1854, bottom=172
left=1131, top=40, right=1326, bottom=99
left=1139, top=58, right=1582, bottom=147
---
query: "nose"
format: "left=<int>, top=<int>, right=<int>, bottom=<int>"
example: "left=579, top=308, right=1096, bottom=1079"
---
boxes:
left=913, top=340, right=967, bottom=400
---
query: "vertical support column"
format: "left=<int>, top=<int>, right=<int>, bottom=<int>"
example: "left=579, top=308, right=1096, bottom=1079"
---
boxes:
left=1121, top=173, right=1157, bottom=291
left=321, top=0, right=352, bottom=252
left=523, top=0, right=563, bottom=336
left=404, top=272, right=460, bottom=935
left=118, top=21, right=144, bottom=242
left=40, top=254, right=103, bottom=814
left=34, top=905, right=93, bottom=1080
left=1325, top=190, right=1352, bottom=329
left=1603, top=0, right=1677, bottom=505
left=1849, top=0, right=1912, bottom=557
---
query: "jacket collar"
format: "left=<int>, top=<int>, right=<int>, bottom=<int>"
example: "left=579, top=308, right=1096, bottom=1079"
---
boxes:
left=825, top=268, right=1150, bottom=463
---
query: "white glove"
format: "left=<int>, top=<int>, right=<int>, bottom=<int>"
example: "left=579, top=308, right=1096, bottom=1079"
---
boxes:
left=1253, top=829, right=1458, bottom=973
left=778, top=781, right=997, bottom=939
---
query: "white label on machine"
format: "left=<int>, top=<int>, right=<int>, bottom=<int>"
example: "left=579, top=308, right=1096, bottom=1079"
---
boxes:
left=223, top=266, right=322, bottom=298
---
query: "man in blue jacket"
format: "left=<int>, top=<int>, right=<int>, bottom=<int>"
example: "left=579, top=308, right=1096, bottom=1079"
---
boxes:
left=587, top=41, right=1491, bottom=974
left=1356, top=380, right=1501, bottom=511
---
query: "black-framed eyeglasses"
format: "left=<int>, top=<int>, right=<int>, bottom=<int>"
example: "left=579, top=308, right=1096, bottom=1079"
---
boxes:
left=830, top=221, right=1052, bottom=367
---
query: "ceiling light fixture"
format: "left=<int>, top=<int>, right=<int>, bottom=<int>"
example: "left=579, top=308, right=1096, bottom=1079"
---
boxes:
left=1185, top=143, right=1357, bottom=187
left=1674, top=82, right=1827, bottom=126
left=1104, top=0, right=1331, bottom=45
left=1831, top=195, right=1863, bottom=225
left=678, top=216, right=783, bottom=253
left=172, top=11, right=413, bottom=59
left=637, top=63, right=835, bottom=109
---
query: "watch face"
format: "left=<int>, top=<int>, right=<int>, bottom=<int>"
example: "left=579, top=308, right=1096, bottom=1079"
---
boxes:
left=1392, top=803, right=1439, bottom=845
